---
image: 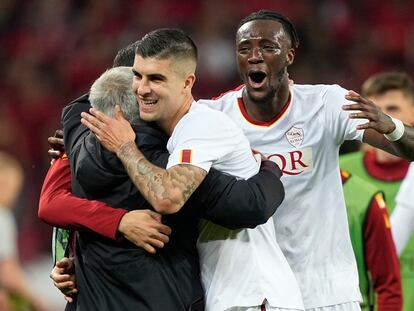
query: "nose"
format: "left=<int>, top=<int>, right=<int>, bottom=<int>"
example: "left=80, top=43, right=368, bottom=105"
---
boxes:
left=248, top=47, right=264, bottom=64
left=136, top=78, right=151, bottom=97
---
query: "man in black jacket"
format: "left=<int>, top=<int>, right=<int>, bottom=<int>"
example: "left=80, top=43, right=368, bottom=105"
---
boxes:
left=41, top=43, right=285, bottom=311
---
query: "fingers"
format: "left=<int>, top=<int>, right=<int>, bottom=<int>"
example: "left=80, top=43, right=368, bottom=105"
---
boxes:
left=342, top=101, right=375, bottom=112
left=124, top=225, right=171, bottom=253
left=89, top=108, right=112, bottom=124
left=50, top=271, right=73, bottom=283
left=114, top=105, right=125, bottom=120
left=53, top=279, right=76, bottom=291
left=60, top=287, right=78, bottom=299
left=150, top=225, right=170, bottom=244
left=119, top=210, right=172, bottom=252
left=48, top=149, right=62, bottom=159
left=50, top=260, right=78, bottom=299
left=64, top=295, right=74, bottom=303
left=55, top=257, right=74, bottom=270
left=137, top=235, right=169, bottom=254
left=156, top=222, right=172, bottom=236
left=135, top=224, right=171, bottom=246
left=345, top=90, right=367, bottom=102
left=48, top=130, right=65, bottom=159
left=348, top=111, right=379, bottom=121
left=148, top=210, right=162, bottom=222
left=356, top=121, right=375, bottom=130
left=48, top=136, right=64, bottom=147
left=51, top=271, right=78, bottom=297
left=347, top=90, right=359, bottom=97
left=343, top=90, right=375, bottom=110
left=141, top=243, right=157, bottom=254
left=147, top=237, right=167, bottom=249
left=81, top=112, right=101, bottom=135
left=55, top=129, right=64, bottom=139
left=146, top=210, right=172, bottom=235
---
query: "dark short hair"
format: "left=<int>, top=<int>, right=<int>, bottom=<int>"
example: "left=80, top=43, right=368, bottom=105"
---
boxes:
left=113, top=41, right=139, bottom=67
left=135, top=28, right=197, bottom=63
left=238, top=10, right=299, bottom=49
left=361, top=71, right=414, bottom=103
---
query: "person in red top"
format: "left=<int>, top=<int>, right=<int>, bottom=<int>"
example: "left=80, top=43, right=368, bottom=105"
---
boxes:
left=40, top=153, right=128, bottom=241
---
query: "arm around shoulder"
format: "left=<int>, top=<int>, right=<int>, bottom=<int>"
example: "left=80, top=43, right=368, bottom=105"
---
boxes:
left=116, top=141, right=207, bottom=214
left=38, top=158, right=127, bottom=240
left=195, top=160, right=284, bottom=229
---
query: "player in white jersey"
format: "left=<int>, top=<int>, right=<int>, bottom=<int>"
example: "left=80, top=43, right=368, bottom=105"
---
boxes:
left=200, top=9, right=414, bottom=311
left=81, top=28, right=304, bottom=311
left=391, top=162, right=414, bottom=255
left=200, top=83, right=364, bottom=309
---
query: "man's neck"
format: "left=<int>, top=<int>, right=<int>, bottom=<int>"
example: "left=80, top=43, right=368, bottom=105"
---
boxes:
left=242, top=82, right=290, bottom=122
left=160, top=95, right=194, bottom=136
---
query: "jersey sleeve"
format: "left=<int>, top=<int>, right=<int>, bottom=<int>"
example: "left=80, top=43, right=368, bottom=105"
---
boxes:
left=364, top=193, right=402, bottom=311
left=38, top=158, right=127, bottom=240
left=167, top=108, right=242, bottom=172
left=323, top=85, right=366, bottom=145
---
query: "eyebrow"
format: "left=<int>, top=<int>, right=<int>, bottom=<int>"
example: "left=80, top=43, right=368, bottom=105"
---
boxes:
left=237, top=39, right=252, bottom=45
left=148, top=73, right=167, bottom=81
left=131, top=69, right=167, bottom=81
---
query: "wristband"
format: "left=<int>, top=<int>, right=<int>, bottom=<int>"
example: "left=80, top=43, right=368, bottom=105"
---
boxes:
left=384, top=117, right=404, bottom=141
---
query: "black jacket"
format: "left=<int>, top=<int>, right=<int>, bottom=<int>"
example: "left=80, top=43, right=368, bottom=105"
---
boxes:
left=62, top=94, right=285, bottom=311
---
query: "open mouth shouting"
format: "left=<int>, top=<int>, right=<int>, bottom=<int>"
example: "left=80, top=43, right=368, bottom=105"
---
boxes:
left=247, top=70, right=268, bottom=89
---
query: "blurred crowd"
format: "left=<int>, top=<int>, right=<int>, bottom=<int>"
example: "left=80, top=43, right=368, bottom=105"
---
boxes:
left=1, top=0, right=414, bottom=276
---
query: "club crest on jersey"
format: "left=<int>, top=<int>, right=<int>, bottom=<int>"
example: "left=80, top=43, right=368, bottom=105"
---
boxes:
left=285, top=126, right=304, bottom=148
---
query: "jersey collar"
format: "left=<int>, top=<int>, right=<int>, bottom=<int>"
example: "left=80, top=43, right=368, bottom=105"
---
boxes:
left=237, top=90, right=292, bottom=127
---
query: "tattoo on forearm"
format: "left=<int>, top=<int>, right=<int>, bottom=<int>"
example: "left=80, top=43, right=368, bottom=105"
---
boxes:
left=117, top=141, right=206, bottom=212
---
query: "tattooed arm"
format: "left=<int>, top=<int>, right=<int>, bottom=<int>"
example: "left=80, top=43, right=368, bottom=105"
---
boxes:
left=117, top=141, right=207, bottom=214
left=81, top=107, right=207, bottom=214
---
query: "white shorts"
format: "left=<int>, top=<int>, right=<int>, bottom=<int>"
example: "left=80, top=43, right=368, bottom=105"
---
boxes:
left=306, top=302, right=361, bottom=311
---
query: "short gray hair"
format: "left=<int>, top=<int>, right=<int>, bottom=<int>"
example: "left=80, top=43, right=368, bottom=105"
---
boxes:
left=89, top=66, right=140, bottom=125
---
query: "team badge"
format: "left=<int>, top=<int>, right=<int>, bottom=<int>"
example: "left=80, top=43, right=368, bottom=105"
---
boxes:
left=180, top=149, right=192, bottom=163
left=285, top=126, right=304, bottom=147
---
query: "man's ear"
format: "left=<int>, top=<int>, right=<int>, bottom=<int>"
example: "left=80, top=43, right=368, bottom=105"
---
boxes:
left=286, top=48, right=295, bottom=66
left=184, top=73, right=196, bottom=90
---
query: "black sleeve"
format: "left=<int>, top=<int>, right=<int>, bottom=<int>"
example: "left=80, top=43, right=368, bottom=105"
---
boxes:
left=61, top=94, right=91, bottom=154
left=187, top=160, right=285, bottom=229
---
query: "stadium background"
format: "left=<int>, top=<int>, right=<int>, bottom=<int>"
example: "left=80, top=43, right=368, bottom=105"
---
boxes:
left=1, top=0, right=413, bottom=308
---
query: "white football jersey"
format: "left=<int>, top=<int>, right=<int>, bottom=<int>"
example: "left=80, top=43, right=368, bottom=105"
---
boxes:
left=199, top=84, right=365, bottom=309
left=167, top=102, right=304, bottom=311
